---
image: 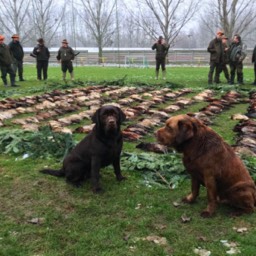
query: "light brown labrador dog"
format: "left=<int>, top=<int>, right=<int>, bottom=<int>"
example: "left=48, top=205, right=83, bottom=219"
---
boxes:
left=156, top=114, right=256, bottom=217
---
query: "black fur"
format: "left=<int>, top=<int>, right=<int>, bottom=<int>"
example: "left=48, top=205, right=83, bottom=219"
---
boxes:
left=40, top=105, right=126, bottom=192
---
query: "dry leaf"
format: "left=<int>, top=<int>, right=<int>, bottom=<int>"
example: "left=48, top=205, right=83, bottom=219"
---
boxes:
left=28, top=217, right=45, bottom=225
left=193, top=247, right=211, bottom=256
left=173, top=201, right=181, bottom=207
left=143, top=235, right=167, bottom=246
left=226, top=247, right=241, bottom=254
left=233, top=227, right=248, bottom=233
left=181, top=214, right=191, bottom=223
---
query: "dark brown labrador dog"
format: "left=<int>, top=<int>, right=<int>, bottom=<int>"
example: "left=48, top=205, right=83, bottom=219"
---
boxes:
left=40, top=105, right=126, bottom=192
left=156, top=114, right=256, bottom=217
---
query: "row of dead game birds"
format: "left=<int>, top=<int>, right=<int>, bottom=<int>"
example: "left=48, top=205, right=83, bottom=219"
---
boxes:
left=0, top=85, right=255, bottom=156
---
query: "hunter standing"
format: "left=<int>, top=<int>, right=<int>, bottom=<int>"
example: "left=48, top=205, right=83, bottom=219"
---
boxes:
left=152, top=36, right=169, bottom=80
left=8, top=34, right=25, bottom=81
left=0, top=35, right=19, bottom=87
left=220, top=35, right=230, bottom=83
left=207, top=30, right=224, bottom=84
left=229, top=34, right=247, bottom=85
left=56, top=39, right=75, bottom=81
left=32, top=38, right=50, bottom=80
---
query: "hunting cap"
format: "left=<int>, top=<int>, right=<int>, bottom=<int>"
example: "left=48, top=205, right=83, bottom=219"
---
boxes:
left=12, top=34, right=19, bottom=38
left=158, top=36, right=163, bottom=40
left=62, top=39, right=68, bottom=44
left=37, top=38, right=44, bottom=44
left=217, top=30, right=224, bottom=36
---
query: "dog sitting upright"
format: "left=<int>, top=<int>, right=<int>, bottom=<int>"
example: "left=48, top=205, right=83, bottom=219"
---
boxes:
left=156, top=114, right=256, bottom=217
left=40, top=105, right=126, bottom=193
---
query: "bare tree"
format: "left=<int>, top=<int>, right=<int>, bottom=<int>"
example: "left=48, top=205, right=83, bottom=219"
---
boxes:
left=29, top=0, right=66, bottom=46
left=78, top=0, right=116, bottom=63
left=127, top=0, right=201, bottom=46
left=0, top=0, right=31, bottom=43
left=201, top=0, right=256, bottom=39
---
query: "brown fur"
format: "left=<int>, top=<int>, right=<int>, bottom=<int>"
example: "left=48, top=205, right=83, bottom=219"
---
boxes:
left=156, top=114, right=256, bottom=217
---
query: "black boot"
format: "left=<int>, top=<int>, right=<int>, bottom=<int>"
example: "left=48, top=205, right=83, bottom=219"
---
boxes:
left=2, top=78, right=8, bottom=87
left=19, top=77, right=25, bottom=81
left=229, top=74, right=235, bottom=85
left=238, top=73, right=244, bottom=85
left=11, top=76, right=19, bottom=87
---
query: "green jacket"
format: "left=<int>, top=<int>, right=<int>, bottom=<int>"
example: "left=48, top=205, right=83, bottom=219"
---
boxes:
left=152, top=42, right=169, bottom=60
left=56, top=46, right=75, bottom=62
left=0, top=43, right=13, bottom=66
left=207, top=37, right=224, bottom=63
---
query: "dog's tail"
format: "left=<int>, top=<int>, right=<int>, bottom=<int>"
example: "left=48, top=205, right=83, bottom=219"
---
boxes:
left=40, top=168, right=65, bottom=177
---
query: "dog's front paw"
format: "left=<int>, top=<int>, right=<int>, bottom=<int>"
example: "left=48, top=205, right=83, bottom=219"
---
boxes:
left=200, top=210, right=213, bottom=218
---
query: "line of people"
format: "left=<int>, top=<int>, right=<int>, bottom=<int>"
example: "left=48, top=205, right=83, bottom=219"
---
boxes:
left=0, top=34, right=75, bottom=87
left=207, top=30, right=254, bottom=85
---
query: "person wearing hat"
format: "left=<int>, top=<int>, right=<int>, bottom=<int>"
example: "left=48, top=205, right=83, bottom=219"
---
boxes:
left=152, top=36, right=170, bottom=80
left=8, top=34, right=25, bottom=81
left=228, top=34, right=247, bottom=85
left=207, top=30, right=224, bottom=84
left=56, top=39, right=75, bottom=81
left=32, top=38, right=50, bottom=80
left=0, top=34, right=19, bottom=87
left=219, top=35, right=230, bottom=83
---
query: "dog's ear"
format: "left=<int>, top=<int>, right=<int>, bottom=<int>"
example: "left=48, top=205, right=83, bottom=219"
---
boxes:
left=176, top=119, right=194, bottom=144
left=91, top=108, right=100, bottom=124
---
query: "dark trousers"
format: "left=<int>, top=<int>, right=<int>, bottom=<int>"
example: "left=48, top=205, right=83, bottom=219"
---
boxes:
left=13, top=59, right=24, bottom=79
left=220, top=63, right=230, bottom=82
left=37, top=60, right=49, bottom=80
left=0, top=64, right=16, bottom=85
left=61, top=60, right=73, bottom=73
left=155, top=58, right=166, bottom=71
left=208, top=62, right=222, bottom=83
left=230, top=61, right=243, bottom=83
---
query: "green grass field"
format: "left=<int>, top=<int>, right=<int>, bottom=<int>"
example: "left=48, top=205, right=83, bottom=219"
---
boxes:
left=0, top=65, right=256, bottom=256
